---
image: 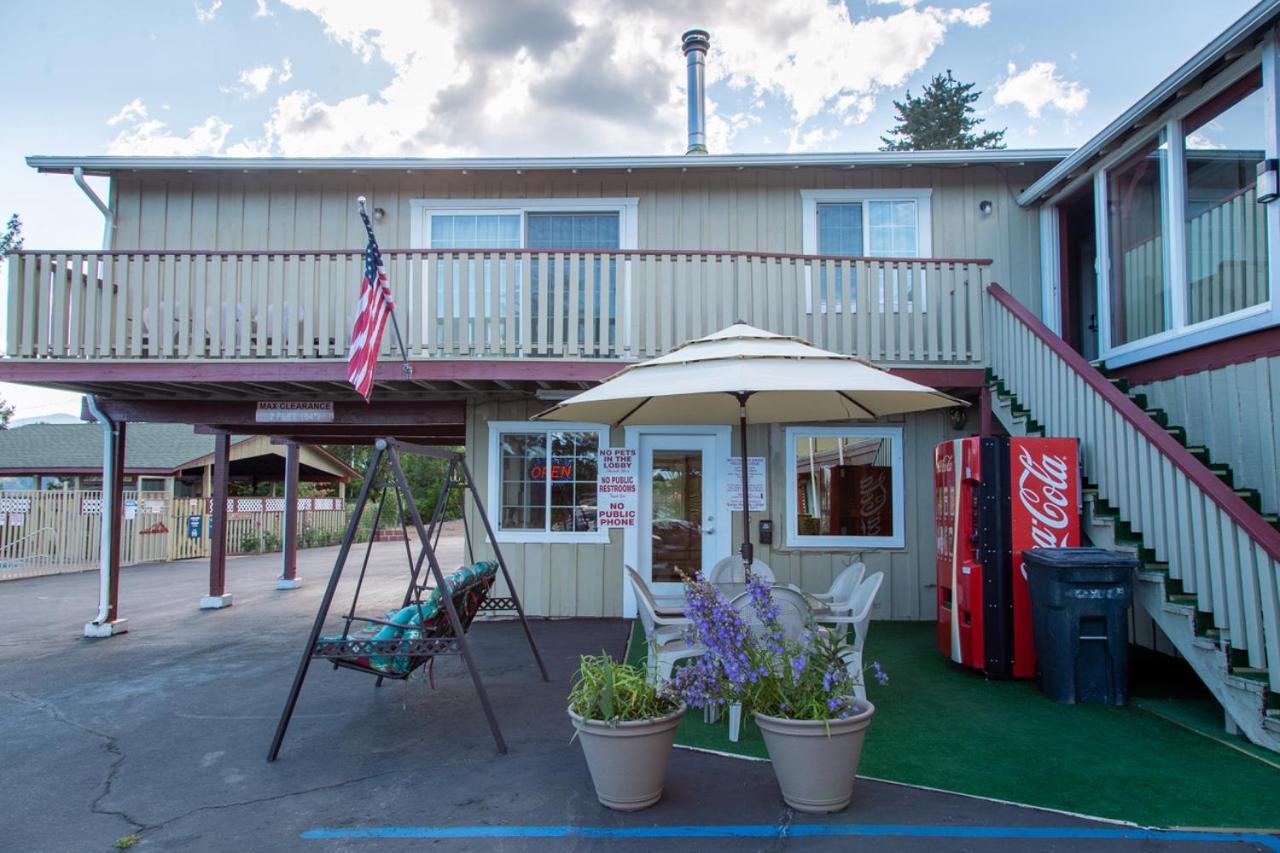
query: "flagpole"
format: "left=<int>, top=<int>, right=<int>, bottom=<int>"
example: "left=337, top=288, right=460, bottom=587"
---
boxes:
left=357, top=196, right=413, bottom=378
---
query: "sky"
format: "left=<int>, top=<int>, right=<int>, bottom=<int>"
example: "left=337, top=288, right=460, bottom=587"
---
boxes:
left=0, top=0, right=1263, bottom=421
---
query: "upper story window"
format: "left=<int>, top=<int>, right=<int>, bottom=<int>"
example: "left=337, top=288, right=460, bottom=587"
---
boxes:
left=1106, top=137, right=1170, bottom=346
left=804, top=190, right=932, bottom=258
left=801, top=189, right=933, bottom=315
left=1182, top=69, right=1269, bottom=327
left=411, top=199, right=638, bottom=355
left=1095, top=51, right=1277, bottom=365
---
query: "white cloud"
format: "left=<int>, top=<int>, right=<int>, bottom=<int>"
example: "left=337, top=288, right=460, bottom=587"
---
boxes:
left=993, top=61, right=1088, bottom=118
left=254, top=0, right=273, bottom=16
left=108, top=117, right=231, bottom=155
left=194, top=0, right=222, bottom=23
left=221, top=59, right=294, bottom=97
left=106, top=100, right=232, bottom=155
left=107, top=98, right=148, bottom=127
left=108, top=0, right=994, bottom=157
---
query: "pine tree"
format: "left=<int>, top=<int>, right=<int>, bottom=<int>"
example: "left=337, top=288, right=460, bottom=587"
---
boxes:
left=880, top=70, right=1005, bottom=151
left=0, top=214, right=22, bottom=256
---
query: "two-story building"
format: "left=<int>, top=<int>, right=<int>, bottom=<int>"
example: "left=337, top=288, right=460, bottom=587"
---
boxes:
left=6, top=3, right=1280, bottom=750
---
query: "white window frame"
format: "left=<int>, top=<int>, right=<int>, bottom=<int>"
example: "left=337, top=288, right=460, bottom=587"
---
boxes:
left=783, top=425, right=905, bottom=550
left=800, top=188, right=934, bottom=258
left=800, top=189, right=933, bottom=316
left=1093, top=41, right=1280, bottom=368
left=410, top=198, right=640, bottom=251
left=485, top=420, right=610, bottom=544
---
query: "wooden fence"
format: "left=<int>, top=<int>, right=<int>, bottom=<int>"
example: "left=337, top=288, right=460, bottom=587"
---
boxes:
left=6, top=249, right=989, bottom=366
left=0, top=491, right=348, bottom=581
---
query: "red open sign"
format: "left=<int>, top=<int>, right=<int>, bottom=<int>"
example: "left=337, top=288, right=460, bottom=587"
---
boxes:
left=530, top=462, right=574, bottom=481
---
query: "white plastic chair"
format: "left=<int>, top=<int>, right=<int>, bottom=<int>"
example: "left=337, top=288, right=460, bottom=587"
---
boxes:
left=813, top=562, right=867, bottom=614
left=816, top=571, right=884, bottom=701
left=707, top=554, right=775, bottom=585
left=730, top=586, right=811, bottom=644
left=627, top=566, right=704, bottom=685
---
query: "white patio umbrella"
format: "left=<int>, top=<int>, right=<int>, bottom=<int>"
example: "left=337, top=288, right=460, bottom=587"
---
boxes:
left=535, top=322, right=964, bottom=573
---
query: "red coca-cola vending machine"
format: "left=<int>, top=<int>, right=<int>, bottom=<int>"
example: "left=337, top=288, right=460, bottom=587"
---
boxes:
left=935, top=436, right=1080, bottom=678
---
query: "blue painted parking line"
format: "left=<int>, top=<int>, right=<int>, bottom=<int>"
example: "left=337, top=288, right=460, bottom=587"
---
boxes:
left=301, top=823, right=1280, bottom=848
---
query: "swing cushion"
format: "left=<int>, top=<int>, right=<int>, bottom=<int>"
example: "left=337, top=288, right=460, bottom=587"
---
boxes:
left=316, top=561, right=499, bottom=675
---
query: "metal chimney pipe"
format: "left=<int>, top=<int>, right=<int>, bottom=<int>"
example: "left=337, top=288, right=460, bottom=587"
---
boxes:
left=682, top=29, right=710, bottom=155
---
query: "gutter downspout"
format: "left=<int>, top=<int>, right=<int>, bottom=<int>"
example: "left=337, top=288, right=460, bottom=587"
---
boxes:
left=74, top=166, right=114, bottom=247
left=84, top=396, right=122, bottom=634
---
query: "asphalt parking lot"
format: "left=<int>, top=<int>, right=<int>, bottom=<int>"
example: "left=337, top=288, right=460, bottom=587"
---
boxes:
left=1, top=545, right=1276, bottom=852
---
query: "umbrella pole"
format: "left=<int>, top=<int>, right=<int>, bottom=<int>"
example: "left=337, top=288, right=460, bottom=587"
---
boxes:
left=736, top=392, right=753, bottom=575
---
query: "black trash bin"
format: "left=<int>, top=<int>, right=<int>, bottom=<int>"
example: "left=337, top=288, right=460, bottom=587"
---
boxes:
left=1022, top=547, right=1137, bottom=705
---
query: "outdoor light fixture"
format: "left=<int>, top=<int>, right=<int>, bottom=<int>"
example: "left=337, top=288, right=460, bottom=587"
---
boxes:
left=949, top=407, right=968, bottom=430
left=373, top=207, right=387, bottom=222
left=1257, top=159, right=1279, bottom=204
left=978, top=200, right=994, bottom=216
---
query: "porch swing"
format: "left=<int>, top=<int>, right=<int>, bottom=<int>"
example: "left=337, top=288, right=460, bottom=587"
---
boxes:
left=267, top=438, right=548, bottom=762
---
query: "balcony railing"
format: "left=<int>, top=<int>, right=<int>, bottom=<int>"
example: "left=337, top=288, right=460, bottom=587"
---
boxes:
left=5, top=249, right=990, bottom=365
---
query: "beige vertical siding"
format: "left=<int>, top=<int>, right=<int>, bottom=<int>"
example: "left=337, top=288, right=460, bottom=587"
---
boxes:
left=109, top=164, right=1049, bottom=315
left=465, top=399, right=969, bottom=620
left=1134, top=354, right=1280, bottom=516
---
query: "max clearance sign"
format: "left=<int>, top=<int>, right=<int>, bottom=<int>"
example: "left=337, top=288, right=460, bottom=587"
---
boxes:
left=597, top=448, right=637, bottom=528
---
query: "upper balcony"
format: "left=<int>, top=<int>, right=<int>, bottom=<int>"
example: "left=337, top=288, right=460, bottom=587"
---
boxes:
left=3, top=248, right=990, bottom=399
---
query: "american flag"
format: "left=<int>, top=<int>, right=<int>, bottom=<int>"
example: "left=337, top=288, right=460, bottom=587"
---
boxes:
left=346, top=207, right=394, bottom=401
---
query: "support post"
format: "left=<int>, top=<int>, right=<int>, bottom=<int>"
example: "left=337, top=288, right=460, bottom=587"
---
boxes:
left=86, top=419, right=128, bottom=637
left=202, top=432, right=233, bottom=610
left=979, top=385, right=994, bottom=437
left=278, top=442, right=301, bottom=590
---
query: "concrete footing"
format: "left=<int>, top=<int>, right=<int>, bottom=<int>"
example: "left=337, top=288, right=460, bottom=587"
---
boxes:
left=199, top=594, right=234, bottom=610
left=84, top=620, right=129, bottom=638
left=275, top=578, right=302, bottom=591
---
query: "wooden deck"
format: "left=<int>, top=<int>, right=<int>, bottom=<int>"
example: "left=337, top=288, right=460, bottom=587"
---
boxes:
left=5, top=248, right=990, bottom=398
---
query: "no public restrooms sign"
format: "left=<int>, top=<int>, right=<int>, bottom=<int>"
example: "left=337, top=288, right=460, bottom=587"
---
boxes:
left=597, top=448, right=637, bottom=527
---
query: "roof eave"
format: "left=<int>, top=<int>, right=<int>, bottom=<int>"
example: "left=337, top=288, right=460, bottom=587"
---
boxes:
left=27, top=148, right=1072, bottom=177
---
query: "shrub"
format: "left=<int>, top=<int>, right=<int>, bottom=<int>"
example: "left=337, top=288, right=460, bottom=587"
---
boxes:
left=567, top=655, right=680, bottom=730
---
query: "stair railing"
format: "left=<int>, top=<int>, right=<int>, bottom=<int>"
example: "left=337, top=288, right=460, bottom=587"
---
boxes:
left=986, top=283, right=1280, bottom=691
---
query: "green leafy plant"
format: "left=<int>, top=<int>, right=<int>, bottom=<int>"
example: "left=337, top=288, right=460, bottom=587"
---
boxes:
left=262, top=530, right=282, bottom=552
left=115, top=835, right=140, bottom=850
left=238, top=532, right=260, bottom=553
left=567, top=654, right=680, bottom=734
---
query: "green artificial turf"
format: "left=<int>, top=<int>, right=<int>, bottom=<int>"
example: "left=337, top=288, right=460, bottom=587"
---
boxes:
left=626, top=620, right=1280, bottom=829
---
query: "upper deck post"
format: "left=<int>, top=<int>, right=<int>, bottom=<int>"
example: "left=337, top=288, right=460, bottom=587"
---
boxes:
left=201, top=432, right=234, bottom=610
left=277, top=441, right=301, bottom=590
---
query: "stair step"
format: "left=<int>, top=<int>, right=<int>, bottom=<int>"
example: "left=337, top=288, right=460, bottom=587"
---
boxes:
left=1231, top=666, right=1270, bottom=684
left=1167, top=593, right=1199, bottom=605
left=1164, top=425, right=1187, bottom=444
left=1143, top=408, right=1167, bottom=426
left=1107, top=376, right=1130, bottom=393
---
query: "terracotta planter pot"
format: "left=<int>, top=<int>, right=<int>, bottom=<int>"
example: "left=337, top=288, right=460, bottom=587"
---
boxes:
left=753, top=700, right=875, bottom=813
left=568, top=704, right=686, bottom=811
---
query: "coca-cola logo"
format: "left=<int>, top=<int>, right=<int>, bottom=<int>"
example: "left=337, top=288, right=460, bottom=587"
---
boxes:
left=1016, top=446, right=1072, bottom=549
left=857, top=470, right=889, bottom=536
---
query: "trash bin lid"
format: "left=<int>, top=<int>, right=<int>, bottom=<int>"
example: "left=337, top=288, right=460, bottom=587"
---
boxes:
left=1021, top=547, right=1139, bottom=569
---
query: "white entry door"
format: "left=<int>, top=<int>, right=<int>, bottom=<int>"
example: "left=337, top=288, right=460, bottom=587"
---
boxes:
left=636, top=432, right=726, bottom=597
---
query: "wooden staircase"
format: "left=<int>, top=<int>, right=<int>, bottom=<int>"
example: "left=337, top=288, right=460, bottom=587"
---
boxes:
left=985, top=284, right=1280, bottom=752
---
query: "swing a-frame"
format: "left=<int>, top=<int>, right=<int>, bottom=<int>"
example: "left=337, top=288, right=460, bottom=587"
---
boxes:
left=268, top=438, right=548, bottom=761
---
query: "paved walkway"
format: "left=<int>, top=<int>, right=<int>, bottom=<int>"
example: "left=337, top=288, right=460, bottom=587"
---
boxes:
left=0, top=547, right=1276, bottom=852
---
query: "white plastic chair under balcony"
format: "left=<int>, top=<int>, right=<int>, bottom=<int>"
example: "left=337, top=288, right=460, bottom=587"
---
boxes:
left=626, top=566, right=704, bottom=685
left=812, top=561, right=867, bottom=614
left=816, top=571, right=884, bottom=701
left=707, top=554, right=775, bottom=585
left=730, top=585, right=811, bottom=644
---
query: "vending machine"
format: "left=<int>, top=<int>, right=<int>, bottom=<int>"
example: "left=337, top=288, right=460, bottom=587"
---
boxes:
left=935, top=436, right=1080, bottom=678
